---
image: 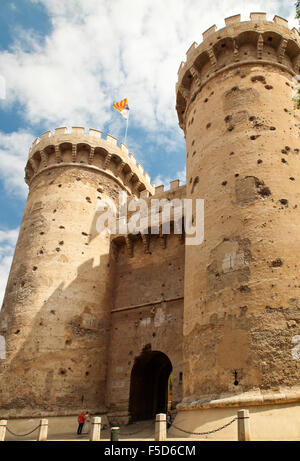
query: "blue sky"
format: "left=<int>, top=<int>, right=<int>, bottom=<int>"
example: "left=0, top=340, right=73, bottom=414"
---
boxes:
left=0, top=0, right=298, bottom=305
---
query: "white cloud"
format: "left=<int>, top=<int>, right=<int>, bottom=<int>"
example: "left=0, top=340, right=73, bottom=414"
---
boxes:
left=0, top=0, right=297, bottom=310
left=0, top=130, right=34, bottom=197
left=0, top=0, right=297, bottom=196
left=0, top=0, right=297, bottom=135
left=0, top=228, right=19, bottom=309
left=153, top=166, right=186, bottom=188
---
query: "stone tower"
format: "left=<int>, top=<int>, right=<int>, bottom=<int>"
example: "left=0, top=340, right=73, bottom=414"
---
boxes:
left=0, top=127, right=153, bottom=417
left=174, top=14, right=300, bottom=439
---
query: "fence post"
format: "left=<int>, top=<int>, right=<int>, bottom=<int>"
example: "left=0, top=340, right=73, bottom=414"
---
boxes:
left=89, top=417, right=101, bottom=441
left=37, top=419, right=48, bottom=441
left=0, top=420, right=7, bottom=441
left=111, top=427, right=120, bottom=441
left=155, top=413, right=167, bottom=441
left=237, top=409, right=251, bottom=441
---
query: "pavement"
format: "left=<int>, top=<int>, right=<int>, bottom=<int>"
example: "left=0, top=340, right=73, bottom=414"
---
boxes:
left=5, top=419, right=205, bottom=441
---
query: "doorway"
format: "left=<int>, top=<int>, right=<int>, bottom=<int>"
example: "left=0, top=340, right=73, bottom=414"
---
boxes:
left=129, top=350, right=172, bottom=422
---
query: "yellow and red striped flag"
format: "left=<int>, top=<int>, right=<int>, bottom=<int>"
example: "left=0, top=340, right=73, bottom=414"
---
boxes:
left=113, top=98, right=130, bottom=120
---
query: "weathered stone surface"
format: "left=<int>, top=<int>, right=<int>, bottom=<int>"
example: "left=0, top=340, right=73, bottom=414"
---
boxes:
left=175, top=13, right=300, bottom=439
left=0, top=13, right=300, bottom=441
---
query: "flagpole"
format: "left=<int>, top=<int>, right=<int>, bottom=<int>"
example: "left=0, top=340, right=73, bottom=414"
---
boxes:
left=124, top=112, right=129, bottom=145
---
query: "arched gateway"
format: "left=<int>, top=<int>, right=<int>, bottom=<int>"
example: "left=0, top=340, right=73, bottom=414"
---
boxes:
left=129, top=350, right=172, bottom=422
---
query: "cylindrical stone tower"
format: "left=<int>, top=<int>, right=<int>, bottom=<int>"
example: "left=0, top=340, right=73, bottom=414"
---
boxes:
left=0, top=126, right=153, bottom=418
left=174, top=13, right=300, bottom=439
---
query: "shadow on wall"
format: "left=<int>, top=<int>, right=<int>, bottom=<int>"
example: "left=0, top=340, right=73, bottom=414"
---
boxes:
left=0, top=254, right=114, bottom=417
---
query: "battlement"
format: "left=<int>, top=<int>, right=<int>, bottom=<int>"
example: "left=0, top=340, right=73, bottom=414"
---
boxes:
left=109, top=179, right=187, bottom=255
left=26, top=127, right=154, bottom=196
left=140, top=179, right=186, bottom=199
left=176, top=13, right=300, bottom=128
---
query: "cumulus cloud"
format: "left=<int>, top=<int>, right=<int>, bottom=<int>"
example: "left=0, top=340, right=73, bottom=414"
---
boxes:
left=154, top=166, right=186, bottom=188
left=0, top=0, right=297, bottom=135
left=0, top=228, right=19, bottom=309
left=0, top=130, right=34, bottom=197
left=0, top=0, right=297, bottom=306
left=0, top=0, right=297, bottom=193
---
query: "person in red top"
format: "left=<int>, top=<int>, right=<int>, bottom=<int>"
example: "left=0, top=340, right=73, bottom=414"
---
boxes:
left=77, top=412, right=85, bottom=435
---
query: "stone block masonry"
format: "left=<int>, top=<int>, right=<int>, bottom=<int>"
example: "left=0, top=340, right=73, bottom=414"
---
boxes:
left=0, top=12, right=300, bottom=441
left=173, top=12, right=300, bottom=439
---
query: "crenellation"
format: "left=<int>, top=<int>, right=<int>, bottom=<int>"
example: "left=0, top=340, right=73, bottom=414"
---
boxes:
left=1, top=11, right=300, bottom=439
left=202, top=24, right=217, bottom=41
left=273, top=15, right=289, bottom=27
left=152, top=180, right=186, bottom=198
left=177, top=13, right=300, bottom=80
left=186, top=42, right=198, bottom=60
left=129, top=153, right=136, bottom=164
left=137, top=163, right=144, bottom=174
left=54, top=127, right=68, bottom=136
left=225, top=14, right=241, bottom=26
left=71, top=126, right=85, bottom=136
left=120, top=143, right=129, bottom=155
left=89, top=128, right=102, bottom=138
left=25, top=127, right=154, bottom=195
left=106, top=133, right=118, bottom=145
left=144, top=172, right=151, bottom=184
left=41, top=130, right=51, bottom=140
left=176, top=12, right=300, bottom=128
left=170, top=179, right=180, bottom=190
left=32, top=137, right=41, bottom=147
left=155, top=185, right=164, bottom=195
left=177, top=61, right=185, bottom=75
left=250, top=12, right=267, bottom=22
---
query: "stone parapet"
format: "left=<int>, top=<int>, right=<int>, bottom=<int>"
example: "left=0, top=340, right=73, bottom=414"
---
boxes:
left=110, top=180, right=187, bottom=254
left=26, top=127, right=154, bottom=197
left=152, top=180, right=186, bottom=198
left=176, top=12, right=300, bottom=128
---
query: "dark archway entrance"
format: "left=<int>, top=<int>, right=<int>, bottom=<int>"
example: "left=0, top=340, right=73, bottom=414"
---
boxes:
left=129, top=350, right=172, bottom=422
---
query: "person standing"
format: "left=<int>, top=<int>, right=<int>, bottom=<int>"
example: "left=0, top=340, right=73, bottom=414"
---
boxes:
left=82, top=411, right=91, bottom=434
left=166, top=411, right=172, bottom=429
left=77, top=411, right=85, bottom=435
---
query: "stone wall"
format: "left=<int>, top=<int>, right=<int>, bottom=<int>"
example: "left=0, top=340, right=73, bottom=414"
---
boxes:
left=176, top=14, right=300, bottom=405
left=106, top=231, right=185, bottom=424
left=0, top=130, right=153, bottom=418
